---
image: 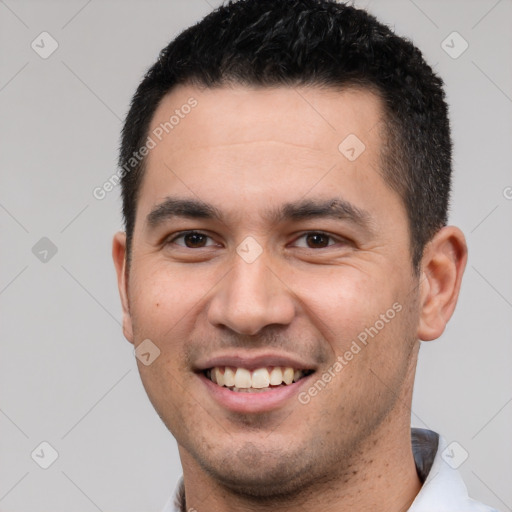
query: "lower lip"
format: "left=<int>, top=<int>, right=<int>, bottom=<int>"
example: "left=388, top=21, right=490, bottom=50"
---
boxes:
left=198, top=372, right=314, bottom=413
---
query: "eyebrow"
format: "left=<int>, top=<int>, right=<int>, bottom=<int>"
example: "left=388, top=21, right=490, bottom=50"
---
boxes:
left=146, top=196, right=375, bottom=233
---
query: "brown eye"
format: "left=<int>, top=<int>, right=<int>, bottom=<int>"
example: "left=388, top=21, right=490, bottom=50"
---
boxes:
left=305, top=233, right=331, bottom=248
left=183, top=233, right=208, bottom=248
left=169, top=231, right=215, bottom=248
left=293, top=232, right=338, bottom=249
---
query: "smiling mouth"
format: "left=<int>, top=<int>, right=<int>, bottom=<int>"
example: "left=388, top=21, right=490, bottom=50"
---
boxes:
left=204, top=366, right=315, bottom=393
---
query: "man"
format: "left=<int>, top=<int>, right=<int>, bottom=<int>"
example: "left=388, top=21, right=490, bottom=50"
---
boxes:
left=112, top=1, right=498, bottom=511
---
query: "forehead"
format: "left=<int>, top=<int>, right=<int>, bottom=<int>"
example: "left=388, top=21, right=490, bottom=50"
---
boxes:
left=147, top=84, right=384, bottom=161
left=136, top=84, right=400, bottom=228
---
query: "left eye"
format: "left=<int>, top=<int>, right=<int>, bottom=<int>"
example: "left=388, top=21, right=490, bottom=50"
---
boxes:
left=292, top=232, right=339, bottom=249
left=169, top=231, right=217, bottom=248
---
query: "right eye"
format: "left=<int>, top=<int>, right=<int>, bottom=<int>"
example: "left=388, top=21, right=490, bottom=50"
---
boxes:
left=167, top=231, right=218, bottom=248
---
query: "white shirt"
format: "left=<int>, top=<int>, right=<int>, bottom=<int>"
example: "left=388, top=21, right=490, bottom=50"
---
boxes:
left=161, top=429, right=499, bottom=512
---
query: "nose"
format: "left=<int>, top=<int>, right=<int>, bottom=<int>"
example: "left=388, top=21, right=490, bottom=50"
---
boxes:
left=207, top=250, right=296, bottom=336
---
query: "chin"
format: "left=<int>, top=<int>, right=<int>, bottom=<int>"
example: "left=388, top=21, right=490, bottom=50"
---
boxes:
left=197, top=444, right=318, bottom=500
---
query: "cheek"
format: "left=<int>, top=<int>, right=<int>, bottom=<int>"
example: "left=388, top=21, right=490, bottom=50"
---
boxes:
left=129, top=262, right=208, bottom=334
left=295, top=265, right=400, bottom=346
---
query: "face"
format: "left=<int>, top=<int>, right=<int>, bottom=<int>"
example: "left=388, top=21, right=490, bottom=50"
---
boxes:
left=114, top=85, right=425, bottom=497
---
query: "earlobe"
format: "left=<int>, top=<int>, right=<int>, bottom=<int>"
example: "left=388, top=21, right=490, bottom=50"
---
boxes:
left=417, top=226, right=468, bottom=342
left=112, top=231, right=135, bottom=344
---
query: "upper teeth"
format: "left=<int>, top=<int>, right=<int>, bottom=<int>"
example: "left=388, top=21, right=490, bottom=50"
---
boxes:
left=207, top=366, right=306, bottom=388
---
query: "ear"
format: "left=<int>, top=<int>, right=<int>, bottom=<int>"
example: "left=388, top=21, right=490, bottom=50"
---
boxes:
left=417, top=226, right=468, bottom=341
left=112, top=231, right=134, bottom=344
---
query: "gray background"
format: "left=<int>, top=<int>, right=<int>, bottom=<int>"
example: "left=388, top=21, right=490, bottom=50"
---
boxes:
left=1, top=0, right=511, bottom=510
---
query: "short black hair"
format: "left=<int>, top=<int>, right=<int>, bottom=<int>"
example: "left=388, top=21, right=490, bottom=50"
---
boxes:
left=119, top=0, right=452, bottom=272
